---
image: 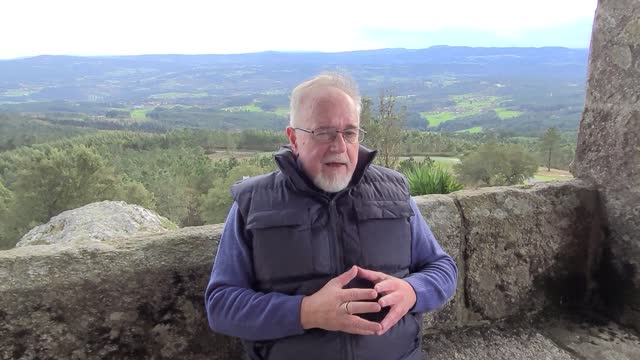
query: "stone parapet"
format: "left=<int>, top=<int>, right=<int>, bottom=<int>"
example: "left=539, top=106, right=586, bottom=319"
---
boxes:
left=0, top=180, right=602, bottom=359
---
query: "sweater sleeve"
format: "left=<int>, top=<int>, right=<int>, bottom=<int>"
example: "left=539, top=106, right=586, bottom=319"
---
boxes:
left=403, top=197, right=458, bottom=313
left=204, top=202, right=306, bottom=341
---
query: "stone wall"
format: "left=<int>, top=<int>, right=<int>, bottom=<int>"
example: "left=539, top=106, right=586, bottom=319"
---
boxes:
left=573, top=0, right=640, bottom=330
left=0, top=180, right=603, bottom=359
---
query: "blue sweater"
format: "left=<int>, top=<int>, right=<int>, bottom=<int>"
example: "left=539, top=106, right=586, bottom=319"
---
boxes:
left=205, top=197, right=457, bottom=341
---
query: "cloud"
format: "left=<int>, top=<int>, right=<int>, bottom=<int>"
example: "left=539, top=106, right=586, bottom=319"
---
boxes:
left=1, top=0, right=598, bottom=58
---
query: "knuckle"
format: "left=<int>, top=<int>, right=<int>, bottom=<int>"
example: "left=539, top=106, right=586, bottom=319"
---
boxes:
left=350, top=289, right=361, bottom=298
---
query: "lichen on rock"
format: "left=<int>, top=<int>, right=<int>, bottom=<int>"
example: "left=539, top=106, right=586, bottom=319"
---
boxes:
left=15, top=200, right=177, bottom=247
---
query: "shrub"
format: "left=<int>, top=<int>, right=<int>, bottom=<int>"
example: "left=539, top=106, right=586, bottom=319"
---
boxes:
left=404, top=163, right=464, bottom=195
left=454, top=142, right=538, bottom=186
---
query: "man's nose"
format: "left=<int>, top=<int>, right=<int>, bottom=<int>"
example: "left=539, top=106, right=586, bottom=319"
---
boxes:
left=329, top=132, right=348, bottom=152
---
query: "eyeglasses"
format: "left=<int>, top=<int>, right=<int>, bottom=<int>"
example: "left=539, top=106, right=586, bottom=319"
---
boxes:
left=294, top=126, right=366, bottom=144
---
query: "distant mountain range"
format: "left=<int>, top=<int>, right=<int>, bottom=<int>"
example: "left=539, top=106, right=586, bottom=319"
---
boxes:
left=0, top=46, right=589, bottom=134
left=362, top=18, right=594, bottom=49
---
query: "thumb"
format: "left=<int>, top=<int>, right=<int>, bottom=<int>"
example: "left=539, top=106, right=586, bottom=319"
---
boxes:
left=333, top=265, right=358, bottom=287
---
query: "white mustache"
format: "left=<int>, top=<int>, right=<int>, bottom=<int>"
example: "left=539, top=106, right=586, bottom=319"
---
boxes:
left=323, top=155, right=350, bottom=165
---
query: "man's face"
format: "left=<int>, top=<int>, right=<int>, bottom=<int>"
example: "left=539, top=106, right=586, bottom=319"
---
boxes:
left=286, top=87, right=360, bottom=192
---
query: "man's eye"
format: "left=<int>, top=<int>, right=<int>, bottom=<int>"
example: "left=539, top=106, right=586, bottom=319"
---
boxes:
left=315, top=131, right=331, bottom=137
left=343, top=130, right=358, bottom=140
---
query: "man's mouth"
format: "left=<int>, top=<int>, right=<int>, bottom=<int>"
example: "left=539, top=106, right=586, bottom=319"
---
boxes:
left=325, top=162, right=346, bottom=168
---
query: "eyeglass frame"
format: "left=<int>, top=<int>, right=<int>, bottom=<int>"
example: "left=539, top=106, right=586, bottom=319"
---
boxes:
left=293, top=126, right=366, bottom=144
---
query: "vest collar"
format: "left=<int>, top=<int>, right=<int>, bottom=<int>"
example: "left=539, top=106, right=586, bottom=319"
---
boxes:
left=274, top=145, right=378, bottom=195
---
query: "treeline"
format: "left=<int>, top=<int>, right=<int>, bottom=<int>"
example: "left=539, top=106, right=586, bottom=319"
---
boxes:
left=146, top=106, right=288, bottom=130
left=0, top=114, right=95, bottom=151
left=0, top=116, right=576, bottom=249
left=0, top=112, right=288, bottom=152
left=397, top=129, right=574, bottom=170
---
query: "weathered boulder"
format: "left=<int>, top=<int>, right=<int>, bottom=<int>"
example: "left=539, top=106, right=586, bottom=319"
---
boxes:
left=573, top=0, right=640, bottom=330
left=16, top=201, right=176, bottom=247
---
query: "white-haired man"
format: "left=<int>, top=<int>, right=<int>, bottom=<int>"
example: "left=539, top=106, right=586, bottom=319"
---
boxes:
left=205, top=73, right=457, bottom=360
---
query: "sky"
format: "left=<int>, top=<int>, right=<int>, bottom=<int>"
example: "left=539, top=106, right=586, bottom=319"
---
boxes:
left=1, top=0, right=598, bottom=59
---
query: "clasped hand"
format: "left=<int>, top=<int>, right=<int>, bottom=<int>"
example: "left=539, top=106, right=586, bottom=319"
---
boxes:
left=300, top=265, right=417, bottom=336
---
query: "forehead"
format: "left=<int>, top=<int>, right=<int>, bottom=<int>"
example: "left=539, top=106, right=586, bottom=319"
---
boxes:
left=302, top=87, right=358, bottom=128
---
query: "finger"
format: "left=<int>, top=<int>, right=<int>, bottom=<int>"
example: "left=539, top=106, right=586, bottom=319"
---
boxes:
left=333, top=265, right=358, bottom=287
left=356, top=267, right=386, bottom=283
left=346, top=301, right=382, bottom=315
left=378, top=307, right=406, bottom=335
left=374, top=279, right=399, bottom=294
left=343, top=327, right=377, bottom=336
left=346, top=316, right=383, bottom=334
left=341, top=288, right=378, bottom=302
left=377, top=292, right=403, bottom=308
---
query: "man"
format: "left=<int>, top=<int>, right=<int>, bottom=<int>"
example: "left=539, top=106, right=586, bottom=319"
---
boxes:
left=205, top=73, right=457, bottom=360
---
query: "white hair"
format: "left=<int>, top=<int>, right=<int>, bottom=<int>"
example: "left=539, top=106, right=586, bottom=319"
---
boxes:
left=289, top=72, right=362, bottom=128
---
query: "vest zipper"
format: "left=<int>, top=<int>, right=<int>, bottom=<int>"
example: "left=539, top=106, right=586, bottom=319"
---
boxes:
left=329, top=199, right=345, bottom=271
left=329, top=198, right=355, bottom=360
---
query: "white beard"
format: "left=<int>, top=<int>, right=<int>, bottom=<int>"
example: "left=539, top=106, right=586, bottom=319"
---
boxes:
left=313, top=172, right=352, bottom=193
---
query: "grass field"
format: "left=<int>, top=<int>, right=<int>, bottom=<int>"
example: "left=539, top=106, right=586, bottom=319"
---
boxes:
left=130, top=109, right=148, bottom=119
left=273, top=107, right=289, bottom=116
left=399, top=156, right=460, bottom=173
left=531, top=167, right=573, bottom=182
left=456, top=126, right=483, bottom=133
left=420, top=112, right=457, bottom=127
left=421, top=94, right=507, bottom=128
left=495, top=107, right=523, bottom=119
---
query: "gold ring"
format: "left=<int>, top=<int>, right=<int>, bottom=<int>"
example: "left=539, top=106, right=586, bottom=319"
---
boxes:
left=345, top=301, right=352, bottom=315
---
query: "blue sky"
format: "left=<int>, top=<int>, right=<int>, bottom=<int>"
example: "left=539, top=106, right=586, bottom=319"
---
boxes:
left=1, top=0, right=598, bottom=59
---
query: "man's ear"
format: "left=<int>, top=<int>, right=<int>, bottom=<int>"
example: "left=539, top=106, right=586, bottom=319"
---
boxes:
left=286, top=127, right=298, bottom=153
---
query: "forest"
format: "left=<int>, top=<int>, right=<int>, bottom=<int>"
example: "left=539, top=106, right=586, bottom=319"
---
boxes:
left=0, top=110, right=575, bottom=249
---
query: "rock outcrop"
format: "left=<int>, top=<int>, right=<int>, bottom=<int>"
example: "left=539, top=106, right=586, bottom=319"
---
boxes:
left=573, top=0, right=640, bottom=330
left=16, top=201, right=177, bottom=247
